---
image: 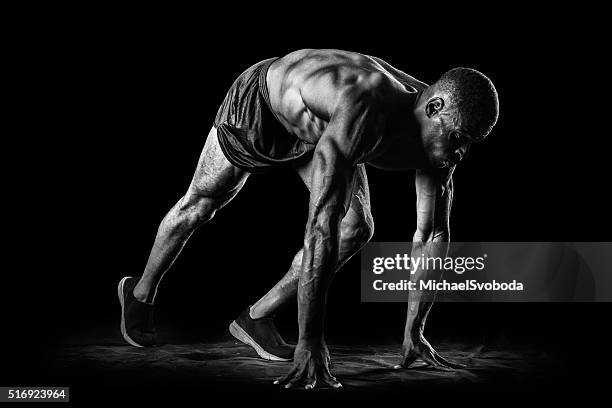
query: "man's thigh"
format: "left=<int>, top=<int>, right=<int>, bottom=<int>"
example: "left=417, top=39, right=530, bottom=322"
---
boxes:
left=186, top=126, right=250, bottom=200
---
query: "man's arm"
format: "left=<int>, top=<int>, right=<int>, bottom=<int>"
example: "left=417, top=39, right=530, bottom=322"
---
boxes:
left=397, top=166, right=465, bottom=370
left=298, top=77, right=384, bottom=342
left=406, top=167, right=453, bottom=332
left=276, top=75, right=384, bottom=389
left=297, top=135, right=354, bottom=342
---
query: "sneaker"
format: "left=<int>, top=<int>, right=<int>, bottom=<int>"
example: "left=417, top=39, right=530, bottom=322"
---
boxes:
left=118, top=276, right=157, bottom=347
left=229, top=306, right=295, bottom=361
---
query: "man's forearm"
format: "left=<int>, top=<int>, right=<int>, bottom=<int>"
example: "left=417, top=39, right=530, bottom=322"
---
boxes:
left=297, top=212, right=342, bottom=344
left=404, top=232, right=449, bottom=339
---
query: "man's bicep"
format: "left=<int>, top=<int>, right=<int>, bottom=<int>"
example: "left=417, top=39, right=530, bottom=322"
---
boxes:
left=414, top=167, right=454, bottom=241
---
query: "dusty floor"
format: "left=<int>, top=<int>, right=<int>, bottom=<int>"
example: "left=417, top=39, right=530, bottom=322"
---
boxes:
left=41, top=338, right=573, bottom=403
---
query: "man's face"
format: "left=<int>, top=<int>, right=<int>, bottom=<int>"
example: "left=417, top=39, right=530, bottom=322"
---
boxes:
left=420, top=105, right=473, bottom=168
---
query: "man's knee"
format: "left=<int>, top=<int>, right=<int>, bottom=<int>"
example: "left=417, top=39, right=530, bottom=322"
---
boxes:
left=165, top=194, right=221, bottom=234
left=340, top=210, right=374, bottom=249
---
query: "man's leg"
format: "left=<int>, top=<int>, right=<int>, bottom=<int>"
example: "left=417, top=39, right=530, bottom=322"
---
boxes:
left=119, top=126, right=249, bottom=346
left=133, top=127, right=249, bottom=302
left=228, top=162, right=372, bottom=360
left=250, top=163, right=374, bottom=319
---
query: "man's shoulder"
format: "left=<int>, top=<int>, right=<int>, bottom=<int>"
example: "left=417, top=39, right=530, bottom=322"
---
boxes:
left=273, top=49, right=425, bottom=104
left=267, top=49, right=390, bottom=119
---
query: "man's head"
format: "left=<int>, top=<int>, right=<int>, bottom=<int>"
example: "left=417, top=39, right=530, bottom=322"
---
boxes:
left=415, top=67, right=499, bottom=168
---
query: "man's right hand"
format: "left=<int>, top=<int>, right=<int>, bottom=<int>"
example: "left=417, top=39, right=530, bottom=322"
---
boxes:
left=274, top=342, right=342, bottom=390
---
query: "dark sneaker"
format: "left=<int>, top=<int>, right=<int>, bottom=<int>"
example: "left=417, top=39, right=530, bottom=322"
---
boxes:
left=118, top=276, right=157, bottom=347
left=229, top=306, right=295, bottom=361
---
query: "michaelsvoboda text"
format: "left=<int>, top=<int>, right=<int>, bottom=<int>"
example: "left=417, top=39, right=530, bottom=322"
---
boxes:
left=372, top=279, right=524, bottom=291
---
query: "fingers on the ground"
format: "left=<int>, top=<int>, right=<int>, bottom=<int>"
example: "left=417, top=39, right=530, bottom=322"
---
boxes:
left=322, top=375, right=342, bottom=388
left=433, top=352, right=467, bottom=369
left=425, top=353, right=457, bottom=371
left=305, top=363, right=317, bottom=390
left=275, top=366, right=341, bottom=390
left=394, top=353, right=418, bottom=369
left=285, top=371, right=306, bottom=389
left=273, top=365, right=299, bottom=386
left=322, top=365, right=342, bottom=388
left=396, top=350, right=465, bottom=371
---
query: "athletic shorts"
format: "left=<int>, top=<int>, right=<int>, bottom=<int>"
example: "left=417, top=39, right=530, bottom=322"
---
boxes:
left=214, top=57, right=314, bottom=173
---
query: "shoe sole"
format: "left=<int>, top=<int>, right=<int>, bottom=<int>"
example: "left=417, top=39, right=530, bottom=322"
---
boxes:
left=118, top=277, right=145, bottom=348
left=229, top=321, right=291, bottom=362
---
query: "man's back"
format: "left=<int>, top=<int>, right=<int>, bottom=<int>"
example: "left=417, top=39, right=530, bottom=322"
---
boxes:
left=266, top=49, right=425, bottom=145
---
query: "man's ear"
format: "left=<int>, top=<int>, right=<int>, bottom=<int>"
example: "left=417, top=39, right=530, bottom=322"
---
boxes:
left=425, top=97, right=444, bottom=118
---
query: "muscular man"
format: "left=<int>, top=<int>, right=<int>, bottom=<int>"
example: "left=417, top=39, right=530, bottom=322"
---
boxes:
left=118, top=49, right=499, bottom=389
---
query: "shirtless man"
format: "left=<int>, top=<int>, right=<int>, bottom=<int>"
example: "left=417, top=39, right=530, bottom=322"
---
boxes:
left=118, top=49, right=499, bottom=389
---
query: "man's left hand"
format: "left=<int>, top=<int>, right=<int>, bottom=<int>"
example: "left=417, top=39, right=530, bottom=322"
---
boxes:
left=395, top=335, right=466, bottom=371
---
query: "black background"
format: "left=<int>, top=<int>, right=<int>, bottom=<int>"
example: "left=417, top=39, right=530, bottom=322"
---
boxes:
left=5, top=7, right=610, bottom=400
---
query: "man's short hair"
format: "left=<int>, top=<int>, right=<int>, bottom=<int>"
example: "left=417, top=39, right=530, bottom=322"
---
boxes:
left=435, top=67, right=499, bottom=140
